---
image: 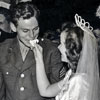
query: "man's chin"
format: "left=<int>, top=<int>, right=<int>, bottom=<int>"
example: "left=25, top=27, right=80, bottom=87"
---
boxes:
left=24, top=43, right=32, bottom=48
left=21, top=40, right=31, bottom=48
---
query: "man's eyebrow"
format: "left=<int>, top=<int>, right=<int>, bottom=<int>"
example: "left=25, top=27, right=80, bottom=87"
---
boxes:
left=21, top=28, right=29, bottom=30
left=33, top=26, right=39, bottom=30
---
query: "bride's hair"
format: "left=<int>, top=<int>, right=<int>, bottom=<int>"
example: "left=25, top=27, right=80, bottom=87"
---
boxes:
left=64, top=26, right=84, bottom=72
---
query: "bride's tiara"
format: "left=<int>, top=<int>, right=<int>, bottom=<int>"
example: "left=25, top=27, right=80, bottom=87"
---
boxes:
left=75, top=14, right=94, bottom=37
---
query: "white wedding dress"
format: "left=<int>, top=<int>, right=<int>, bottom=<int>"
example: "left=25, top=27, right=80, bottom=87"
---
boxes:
left=56, top=73, right=89, bottom=100
left=56, top=15, right=100, bottom=100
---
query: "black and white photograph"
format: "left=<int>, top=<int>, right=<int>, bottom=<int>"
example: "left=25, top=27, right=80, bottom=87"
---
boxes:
left=0, top=0, right=100, bottom=100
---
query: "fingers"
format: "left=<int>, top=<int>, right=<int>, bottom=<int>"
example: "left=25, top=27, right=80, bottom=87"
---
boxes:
left=32, top=44, right=43, bottom=61
left=33, top=43, right=43, bottom=53
left=29, top=39, right=43, bottom=62
left=30, top=39, right=39, bottom=47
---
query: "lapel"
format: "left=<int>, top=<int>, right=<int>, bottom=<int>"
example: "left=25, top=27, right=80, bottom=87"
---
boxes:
left=8, top=38, right=23, bottom=71
left=9, top=38, right=36, bottom=72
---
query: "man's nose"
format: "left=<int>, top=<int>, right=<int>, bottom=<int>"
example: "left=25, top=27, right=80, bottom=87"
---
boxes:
left=29, top=30, right=34, bottom=38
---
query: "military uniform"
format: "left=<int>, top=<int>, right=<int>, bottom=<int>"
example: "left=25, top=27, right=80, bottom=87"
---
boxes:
left=0, top=37, right=63, bottom=100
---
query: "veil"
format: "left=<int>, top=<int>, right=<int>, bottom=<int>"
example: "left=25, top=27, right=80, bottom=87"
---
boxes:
left=75, top=14, right=100, bottom=100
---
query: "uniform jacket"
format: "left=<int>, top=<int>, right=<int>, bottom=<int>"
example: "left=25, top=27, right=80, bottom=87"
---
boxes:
left=0, top=37, right=63, bottom=100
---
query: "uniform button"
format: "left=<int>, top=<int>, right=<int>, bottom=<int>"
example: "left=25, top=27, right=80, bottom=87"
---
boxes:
left=20, top=87, right=25, bottom=91
left=6, top=72, right=9, bottom=75
left=20, top=73, right=25, bottom=78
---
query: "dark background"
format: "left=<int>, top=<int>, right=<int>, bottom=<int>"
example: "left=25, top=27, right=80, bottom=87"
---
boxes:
left=31, top=0, right=100, bottom=35
left=6, top=0, right=100, bottom=35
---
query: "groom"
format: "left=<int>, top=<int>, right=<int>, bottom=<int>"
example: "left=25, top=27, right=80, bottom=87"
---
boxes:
left=0, top=2, right=65, bottom=100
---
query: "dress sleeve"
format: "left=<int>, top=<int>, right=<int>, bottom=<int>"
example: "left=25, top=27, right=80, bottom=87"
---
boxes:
left=68, top=74, right=89, bottom=100
left=56, top=74, right=89, bottom=100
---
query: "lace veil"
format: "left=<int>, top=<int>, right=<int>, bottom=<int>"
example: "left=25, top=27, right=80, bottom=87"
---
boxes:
left=75, top=14, right=100, bottom=100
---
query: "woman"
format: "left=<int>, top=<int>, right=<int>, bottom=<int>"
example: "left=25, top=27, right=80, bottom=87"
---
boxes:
left=31, top=14, right=100, bottom=100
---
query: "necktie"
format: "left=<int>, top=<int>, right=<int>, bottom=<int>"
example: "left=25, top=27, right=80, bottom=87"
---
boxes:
left=21, top=47, right=29, bottom=61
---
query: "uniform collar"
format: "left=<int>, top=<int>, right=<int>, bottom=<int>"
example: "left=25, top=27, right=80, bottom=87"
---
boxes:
left=17, top=37, right=29, bottom=61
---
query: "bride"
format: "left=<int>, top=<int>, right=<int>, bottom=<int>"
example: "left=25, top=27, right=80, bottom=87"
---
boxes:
left=31, top=14, right=100, bottom=100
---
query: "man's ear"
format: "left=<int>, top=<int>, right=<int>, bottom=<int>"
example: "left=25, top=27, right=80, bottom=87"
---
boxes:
left=10, top=22, right=17, bottom=32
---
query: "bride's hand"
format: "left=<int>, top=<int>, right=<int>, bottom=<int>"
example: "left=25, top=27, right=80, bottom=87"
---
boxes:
left=32, top=43, right=43, bottom=62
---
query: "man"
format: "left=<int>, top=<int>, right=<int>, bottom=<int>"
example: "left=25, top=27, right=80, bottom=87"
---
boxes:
left=0, top=7, right=11, bottom=33
left=0, top=7, right=16, bottom=42
left=0, top=2, right=65, bottom=100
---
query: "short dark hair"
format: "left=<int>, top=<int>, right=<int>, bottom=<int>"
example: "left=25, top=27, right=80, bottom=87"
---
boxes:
left=10, top=2, right=40, bottom=26
left=0, top=7, right=11, bottom=22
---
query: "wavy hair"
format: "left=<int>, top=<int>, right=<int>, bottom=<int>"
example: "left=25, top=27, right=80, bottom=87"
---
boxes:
left=10, top=2, right=40, bottom=26
left=65, top=27, right=84, bottom=72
